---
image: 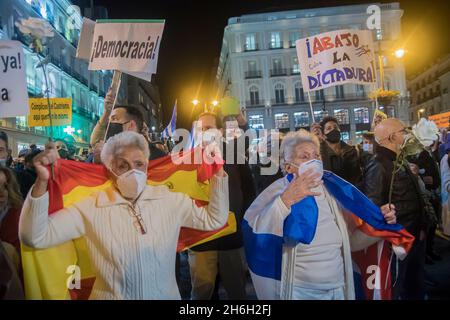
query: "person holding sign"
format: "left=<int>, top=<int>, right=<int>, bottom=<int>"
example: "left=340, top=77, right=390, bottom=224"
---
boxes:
left=19, top=131, right=229, bottom=299
left=90, top=90, right=167, bottom=162
left=319, top=116, right=363, bottom=186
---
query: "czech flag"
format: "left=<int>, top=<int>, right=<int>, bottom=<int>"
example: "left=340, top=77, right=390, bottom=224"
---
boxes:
left=21, top=148, right=236, bottom=300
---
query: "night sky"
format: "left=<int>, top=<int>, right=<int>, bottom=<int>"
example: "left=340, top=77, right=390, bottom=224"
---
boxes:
left=91, top=0, right=449, bottom=129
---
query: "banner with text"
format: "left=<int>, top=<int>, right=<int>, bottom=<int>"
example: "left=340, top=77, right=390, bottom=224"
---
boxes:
left=296, top=29, right=377, bottom=92
left=88, top=20, right=165, bottom=78
left=0, top=40, right=29, bottom=118
left=28, top=98, right=72, bottom=127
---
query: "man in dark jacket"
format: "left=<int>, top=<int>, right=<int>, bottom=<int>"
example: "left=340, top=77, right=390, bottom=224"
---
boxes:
left=188, top=111, right=256, bottom=300
left=319, top=116, right=362, bottom=185
left=361, top=118, right=429, bottom=300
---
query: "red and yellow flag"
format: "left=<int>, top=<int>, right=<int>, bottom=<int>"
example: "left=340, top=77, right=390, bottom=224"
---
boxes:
left=21, top=148, right=236, bottom=300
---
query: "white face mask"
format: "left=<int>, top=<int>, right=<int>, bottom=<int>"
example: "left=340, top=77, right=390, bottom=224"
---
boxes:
left=0, top=158, right=6, bottom=167
left=290, top=159, right=324, bottom=181
left=110, top=168, right=148, bottom=199
left=202, top=129, right=220, bottom=148
left=225, top=120, right=242, bottom=141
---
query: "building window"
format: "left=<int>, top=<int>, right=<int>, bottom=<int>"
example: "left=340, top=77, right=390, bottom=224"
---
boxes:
left=249, top=114, right=264, bottom=129
left=272, top=58, right=282, bottom=71
left=245, top=60, right=260, bottom=78
left=245, top=33, right=256, bottom=51
left=354, top=107, right=370, bottom=124
left=294, top=112, right=309, bottom=127
left=292, top=57, right=300, bottom=74
left=356, top=84, right=365, bottom=96
left=274, top=113, right=289, bottom=129
left=249, top=86, right=260, bottom=106
left=313, top=110, right=328, bottom=122
left=335, top=85, right=344, bottom=99
left=270, top=32, right=282, bottom=49
left=315, top=89, right=324, bottom=101
left=294, top=82, right=304, bottom=102
left=289, top=31, right=300, bottom=47
left=274, top=83, right=285, bottom=104
left=334, top=109, right=349, bottom=124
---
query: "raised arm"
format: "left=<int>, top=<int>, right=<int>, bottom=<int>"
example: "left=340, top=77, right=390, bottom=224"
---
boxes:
left=19, top=146, right=85, bottom=249
left=181, top=168, right=229, bottom=231
left=90, top=88, right=115, bottom=145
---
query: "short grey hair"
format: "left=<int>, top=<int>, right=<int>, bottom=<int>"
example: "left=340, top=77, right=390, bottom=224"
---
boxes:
left=100, top=131, right=149, bottom=167
left=280, top=129, right=320, bottom=173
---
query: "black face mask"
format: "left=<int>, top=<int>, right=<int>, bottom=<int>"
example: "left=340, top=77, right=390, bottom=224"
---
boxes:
left=105, top=122, right=124, bottom=141
left=326, top=129, right=341, bottom=143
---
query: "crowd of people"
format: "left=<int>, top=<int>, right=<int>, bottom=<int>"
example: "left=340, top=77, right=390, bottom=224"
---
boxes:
left=0, top=90, right=449, bottom=300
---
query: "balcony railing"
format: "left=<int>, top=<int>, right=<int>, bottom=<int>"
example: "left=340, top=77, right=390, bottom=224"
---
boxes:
left=245, top=100, right=264, bottom=107
left=271, top=99, right=287, bottom=106
left=244, top=43, right=259, bottom=51
left=269, top=42, right=283, bottom=50
left=290, top=68, right=300, bottom=75
left=244, top=70, right=262, bottom=79
left=270, top=68, right=288, bottom=77
left=289, top=40, right=297, bottom=48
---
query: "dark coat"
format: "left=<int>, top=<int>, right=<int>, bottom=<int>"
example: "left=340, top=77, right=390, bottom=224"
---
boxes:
left=320, top=141, right=362, bottom=186
left=191, top=136, right=257, bottom=251
left=361, top=146, right=429, bottom=238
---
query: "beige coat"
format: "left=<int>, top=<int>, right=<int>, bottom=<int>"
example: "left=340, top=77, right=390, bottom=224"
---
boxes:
left=19, top=175, right=229, bottom=300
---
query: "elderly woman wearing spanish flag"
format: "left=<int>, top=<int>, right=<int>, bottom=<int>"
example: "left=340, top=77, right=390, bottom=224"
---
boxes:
left=19, top=131, right=229, bottom=300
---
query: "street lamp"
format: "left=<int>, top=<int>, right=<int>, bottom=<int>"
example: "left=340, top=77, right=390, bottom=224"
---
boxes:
left=394, top=48, right=406, bottom=59
left=378, top=46, right=406, bottom=90
left=212, top=100, right=219, bottom=107
left=192, top=99, right=199, bottom=106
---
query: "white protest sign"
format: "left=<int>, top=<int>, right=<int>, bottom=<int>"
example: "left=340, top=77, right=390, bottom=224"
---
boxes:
left=76, top=17, right=95, bottom=61
left=88, top=20, right=164, bottom=77
left=296, top=29, right=377, bottom=92
left=0, top=40, right=29, bottom=118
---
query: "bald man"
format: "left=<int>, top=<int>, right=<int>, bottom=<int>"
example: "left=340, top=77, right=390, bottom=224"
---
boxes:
left=361, top=118, right=429, bottom=300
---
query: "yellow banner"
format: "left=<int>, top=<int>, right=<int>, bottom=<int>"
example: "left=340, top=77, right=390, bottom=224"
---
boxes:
left=28, top=98, right=72, bottom=127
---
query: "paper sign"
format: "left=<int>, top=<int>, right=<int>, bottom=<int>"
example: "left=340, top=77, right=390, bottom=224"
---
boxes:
left=28, top=98, right=72, bottom=127
left=88, top=20, right=164, bottom=76
left=296, top=29, right=377, bottom=92
left=0, top=40, right=29, bottom=118
left=76, top=18, right=96, bottom=61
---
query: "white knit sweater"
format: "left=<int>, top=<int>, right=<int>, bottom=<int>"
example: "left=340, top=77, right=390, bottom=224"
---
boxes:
left=19, top=175, right=229, bottom=300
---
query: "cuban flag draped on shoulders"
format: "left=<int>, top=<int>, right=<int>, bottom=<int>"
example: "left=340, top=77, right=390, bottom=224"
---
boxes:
left=242, top=170, right=414, bottom=300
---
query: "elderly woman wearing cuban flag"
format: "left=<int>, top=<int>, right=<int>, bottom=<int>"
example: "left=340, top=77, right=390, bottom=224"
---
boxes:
left=242, top=130, right=409, bottom=300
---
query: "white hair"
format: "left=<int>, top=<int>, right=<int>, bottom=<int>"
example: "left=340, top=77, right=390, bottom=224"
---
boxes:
left=280, top=129, right=320, bottom=173
left=100, top=131, right=149, bottom=167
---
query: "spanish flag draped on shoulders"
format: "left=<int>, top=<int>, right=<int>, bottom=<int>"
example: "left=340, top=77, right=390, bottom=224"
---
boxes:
left=20, top=147, right=236, bottom=300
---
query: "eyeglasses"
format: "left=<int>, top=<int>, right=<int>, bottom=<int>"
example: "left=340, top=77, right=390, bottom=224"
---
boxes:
left=127, top=204, right=147, bottom=235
